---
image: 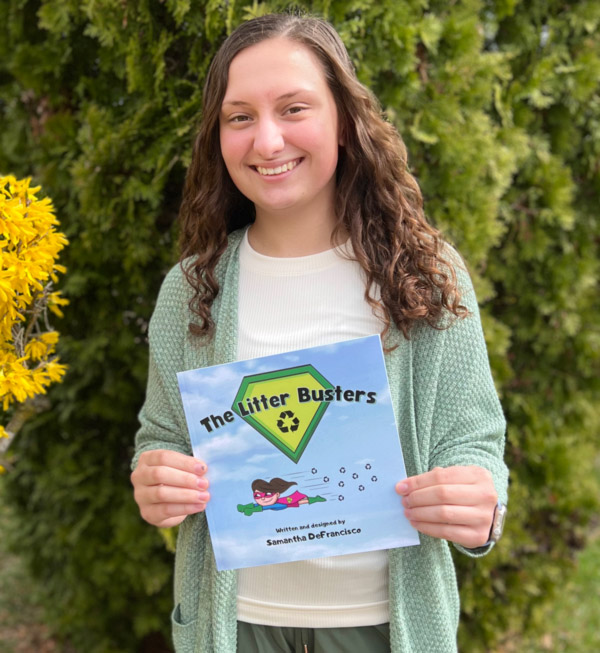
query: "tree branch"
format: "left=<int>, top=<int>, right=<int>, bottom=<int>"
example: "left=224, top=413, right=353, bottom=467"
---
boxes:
left=0, top=395, right=51, bottom=456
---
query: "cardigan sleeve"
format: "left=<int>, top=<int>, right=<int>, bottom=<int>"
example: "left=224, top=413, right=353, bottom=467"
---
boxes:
left=132, top=264, right=192, bottom=470
left=425, top=263, right=509, bottom=556
left=132, top=232, right=243, bottom=472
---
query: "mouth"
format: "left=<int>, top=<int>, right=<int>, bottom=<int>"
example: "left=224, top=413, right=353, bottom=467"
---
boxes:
left=253, top=158, right=302, bottom=177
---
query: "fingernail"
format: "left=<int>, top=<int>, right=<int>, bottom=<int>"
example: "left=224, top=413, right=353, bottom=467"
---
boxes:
left=197, top=478, right=208, bottom=490
left=194, top=463, right=206, bottom=474
left=397, top=482, right=408, bottom=494
left=197, top=491, right=209, bottom=502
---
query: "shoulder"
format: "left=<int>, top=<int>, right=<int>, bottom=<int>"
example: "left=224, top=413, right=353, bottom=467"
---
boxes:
left=177, top=228, right=246, bottom=285
left=147, top=264, right=190, bottom=353
left=150, top=229, right=246, bottom=333
left=158, top=228, right=246, bottom=299
left=410, top=243, right=485, bottom=356
left=148, top=263, right=193, bottom=339
left=439, top=241, right=476, bottom=304
left=157, top=261, right=189, bottom=299
left=215, top=228, right=245, bottom=279
left=151, top=264, right=189, bottom=319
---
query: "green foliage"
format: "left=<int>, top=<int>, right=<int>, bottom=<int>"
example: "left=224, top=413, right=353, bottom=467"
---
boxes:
left=0, top=0, right=598, bottom=651
left=454, top=3, right=600, bottom=649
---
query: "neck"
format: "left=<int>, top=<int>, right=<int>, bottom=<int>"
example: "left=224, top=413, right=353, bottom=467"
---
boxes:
left=249, top=206, right=345, bottom=258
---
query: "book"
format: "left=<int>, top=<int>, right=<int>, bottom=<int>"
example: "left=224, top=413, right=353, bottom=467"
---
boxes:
left=177, top=335, right=419, bottom=571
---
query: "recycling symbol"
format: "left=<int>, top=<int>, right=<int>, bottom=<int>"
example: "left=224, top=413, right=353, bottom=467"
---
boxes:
left=231, top=364, right=333, bottom=463
left=276, top=410, right=300, bottom=433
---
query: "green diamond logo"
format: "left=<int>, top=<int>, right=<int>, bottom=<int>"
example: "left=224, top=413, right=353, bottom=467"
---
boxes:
left=232, top=365, right=333, bottom=463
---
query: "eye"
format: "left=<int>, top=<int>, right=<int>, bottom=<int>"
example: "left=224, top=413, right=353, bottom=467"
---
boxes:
left=284, top=104, right=309, bottom=116
left=265, top=492, right=273, bottom=497
left=229, top=114, right=251, bottom=123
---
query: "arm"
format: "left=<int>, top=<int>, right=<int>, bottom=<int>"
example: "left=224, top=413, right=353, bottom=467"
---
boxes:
left=130, top=265, right=211, bottom=527
left=397, top=261, right=508, bottom=551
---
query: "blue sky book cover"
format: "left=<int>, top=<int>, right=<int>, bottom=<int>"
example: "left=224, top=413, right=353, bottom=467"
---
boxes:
left=177, top=335, right=419, bottom=571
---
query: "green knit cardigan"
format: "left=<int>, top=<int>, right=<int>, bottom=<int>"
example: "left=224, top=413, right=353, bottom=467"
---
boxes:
left=133, top=229, right=508, bottom=653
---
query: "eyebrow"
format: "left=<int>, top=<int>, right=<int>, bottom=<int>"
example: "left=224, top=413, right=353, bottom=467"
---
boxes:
left=221, top=89, right=313, bottom=108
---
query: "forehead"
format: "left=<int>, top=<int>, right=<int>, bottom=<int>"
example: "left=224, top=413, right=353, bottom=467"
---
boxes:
left=222, top=37, right=330, bottom=104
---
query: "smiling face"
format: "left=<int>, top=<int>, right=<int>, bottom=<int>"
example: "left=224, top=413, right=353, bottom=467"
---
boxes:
left=219, top=37, right=340, bottom=230
left=254, top=490, right=280, bottom=507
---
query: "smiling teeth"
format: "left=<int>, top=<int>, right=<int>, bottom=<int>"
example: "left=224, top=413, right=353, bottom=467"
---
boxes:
left=256, top=160, right=299, bottom=176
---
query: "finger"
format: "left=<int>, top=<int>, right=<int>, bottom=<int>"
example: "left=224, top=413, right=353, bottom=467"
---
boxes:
left=141, top=501, right=208, bottom=527
left=157, top=516, right=187, bottom=528
left=136, top=464, right=210, bottom=491
left=408, top=520, right=489, bottom=549
left=401, top=484, right=487, bottom=509
left=151, top=506, right=204, bottom=529
left=396, top=466, right=488, bottom=495
left=132, top=450, right=209, bottom=494
left=404, top=504, right=490, bottom=527
left=139, top=449, right=208, bottom=475
left=156, top=501, right=208, bottom=519
left=138, top=485, right=210, bottom=506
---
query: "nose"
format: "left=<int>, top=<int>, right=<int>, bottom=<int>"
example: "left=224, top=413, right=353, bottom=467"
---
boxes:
left=253, top=117, right=284, bottom=159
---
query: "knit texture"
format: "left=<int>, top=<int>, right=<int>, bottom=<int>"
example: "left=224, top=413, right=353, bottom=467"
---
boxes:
left=133, top=229, right=508, bottom=653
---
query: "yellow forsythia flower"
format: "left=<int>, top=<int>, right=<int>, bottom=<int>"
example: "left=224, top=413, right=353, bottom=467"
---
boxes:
left=0, top=175, right=68, bottom=417
left=0, top=424, right=7, bottom=473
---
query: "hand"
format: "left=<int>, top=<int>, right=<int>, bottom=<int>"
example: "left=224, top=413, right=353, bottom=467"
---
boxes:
left=131, top=450, right=210, bottom=528
left=237, top=503, right=263, bottom=516
left=396, top=466, right=497, bottom=548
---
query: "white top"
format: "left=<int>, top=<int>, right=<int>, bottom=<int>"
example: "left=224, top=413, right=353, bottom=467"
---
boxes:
left=236, top=229, right=390, bottom=628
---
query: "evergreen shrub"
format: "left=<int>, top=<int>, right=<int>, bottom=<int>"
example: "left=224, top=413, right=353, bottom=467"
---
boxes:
left=0, top=1, right=598, bottom=651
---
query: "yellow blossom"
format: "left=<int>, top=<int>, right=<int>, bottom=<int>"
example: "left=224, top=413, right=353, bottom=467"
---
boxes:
left=25, top=337, right=51, bottom=361
left=0, top=174, right=69, bottom=432
left=48, top=292, right=69, bottom=318
left=40, top=331, right=60, bottom=345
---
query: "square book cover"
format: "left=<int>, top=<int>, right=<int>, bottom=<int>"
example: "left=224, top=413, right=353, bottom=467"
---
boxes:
left=177, top=335, right=419, bottom=571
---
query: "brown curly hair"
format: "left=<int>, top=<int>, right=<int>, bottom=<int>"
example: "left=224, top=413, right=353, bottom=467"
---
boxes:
left=179, top=13, right=466, bottom=340
left=252, top=478, right=297, bottom=495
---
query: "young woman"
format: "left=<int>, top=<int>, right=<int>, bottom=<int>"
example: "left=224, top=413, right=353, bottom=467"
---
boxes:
left=131, top=13, right=508, bottom=653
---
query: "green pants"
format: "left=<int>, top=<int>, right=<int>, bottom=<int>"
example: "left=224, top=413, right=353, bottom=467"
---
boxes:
left=237, top=621, right=390, bottom=653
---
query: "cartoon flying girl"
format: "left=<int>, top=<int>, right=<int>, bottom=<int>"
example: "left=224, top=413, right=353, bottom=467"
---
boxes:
left=237, top=477, right=326, bottom=516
